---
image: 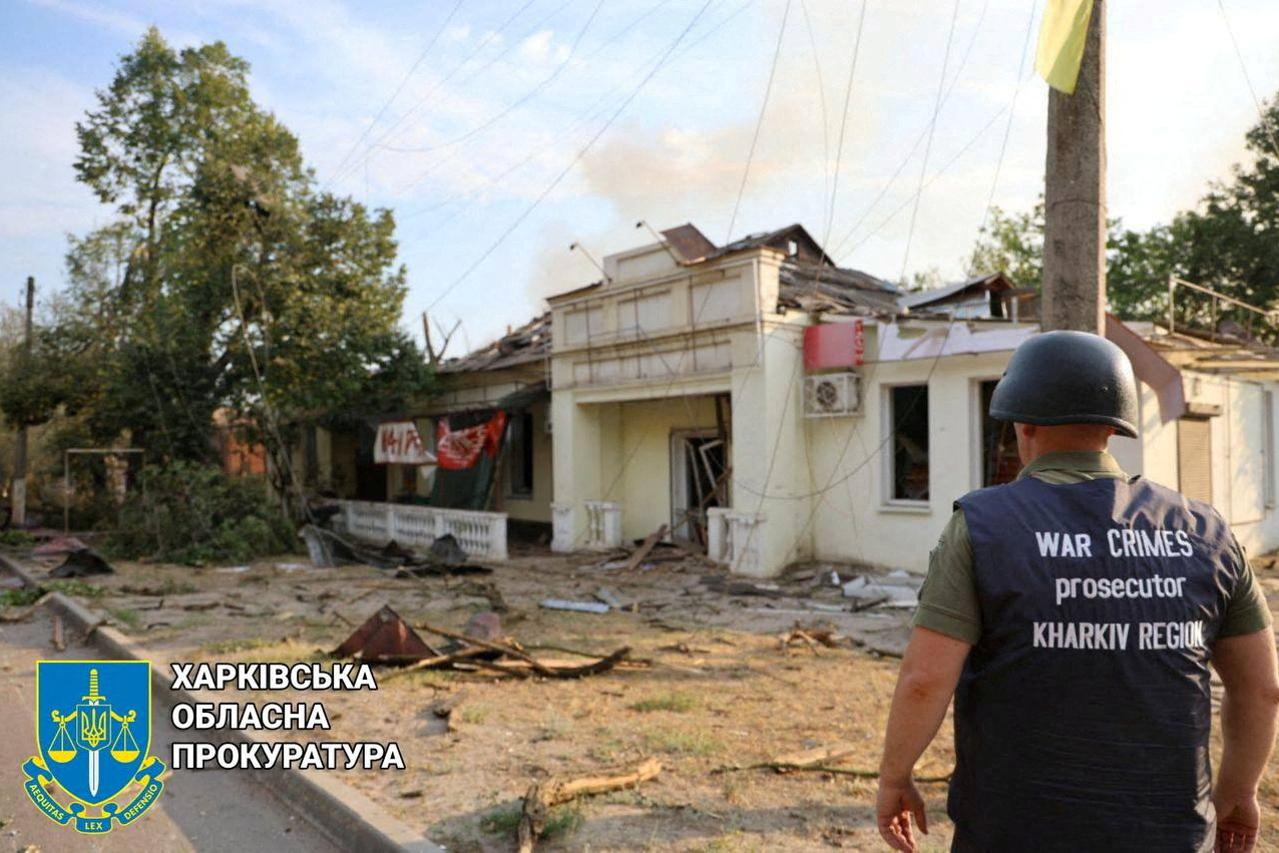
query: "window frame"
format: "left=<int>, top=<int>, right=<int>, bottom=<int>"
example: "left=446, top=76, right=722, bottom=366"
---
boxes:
left=881, top=381, right=931, bottom=509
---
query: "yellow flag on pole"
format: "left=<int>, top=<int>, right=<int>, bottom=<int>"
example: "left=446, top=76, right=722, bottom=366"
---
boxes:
left=1035, top=0, right=1095, bottom=94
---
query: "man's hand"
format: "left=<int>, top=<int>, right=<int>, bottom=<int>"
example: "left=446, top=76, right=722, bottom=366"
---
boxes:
left=876, top=777, right=927, bottom=851
left=1214, top=788, right=1260, bottom=852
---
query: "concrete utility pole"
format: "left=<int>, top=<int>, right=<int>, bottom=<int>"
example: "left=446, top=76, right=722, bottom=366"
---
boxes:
left=1041, top=0, right=1106, bottom=333
left=10, top=276, right=34, bottom=527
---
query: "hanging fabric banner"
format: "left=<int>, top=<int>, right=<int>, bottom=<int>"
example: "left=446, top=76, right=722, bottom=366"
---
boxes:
left=1035, top=0, right=1095, bottom=94
left=373, top=420, right=437, bottom=466
left=436, top=412, right=507, bottom=471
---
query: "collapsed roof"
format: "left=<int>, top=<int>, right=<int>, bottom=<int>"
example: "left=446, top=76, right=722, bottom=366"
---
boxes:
left=441, top=223, right=1013, bottom=373
left=437, top=312, right=550, bottom=374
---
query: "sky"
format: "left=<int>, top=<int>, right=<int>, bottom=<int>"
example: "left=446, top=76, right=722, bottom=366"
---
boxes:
left=2, top=0, right=1277, bottom=352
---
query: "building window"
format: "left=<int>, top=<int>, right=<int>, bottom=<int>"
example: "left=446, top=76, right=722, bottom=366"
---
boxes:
left=506, top=410, right=534, bottom=498
left=980, top=380, right=1021, bottom=486
left=889, top=384, right=930, bottom=502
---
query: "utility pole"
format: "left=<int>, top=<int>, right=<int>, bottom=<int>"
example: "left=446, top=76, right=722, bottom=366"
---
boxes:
left=10, top=276, right=34, bottom=527
left=1041, top=0, right=1106, bottom=333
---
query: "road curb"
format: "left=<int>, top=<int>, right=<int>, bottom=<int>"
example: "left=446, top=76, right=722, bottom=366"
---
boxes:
left=0, top=552, right=441, bottom=853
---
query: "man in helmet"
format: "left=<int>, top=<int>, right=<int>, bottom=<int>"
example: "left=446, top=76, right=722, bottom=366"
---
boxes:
left=874, top=330, right=1279, bottom=852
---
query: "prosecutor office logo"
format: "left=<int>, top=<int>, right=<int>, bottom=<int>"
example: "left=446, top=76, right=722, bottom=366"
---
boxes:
left=22, top=661, right=167, bottom=834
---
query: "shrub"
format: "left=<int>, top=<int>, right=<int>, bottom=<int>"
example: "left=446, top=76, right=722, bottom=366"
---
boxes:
left=106, top=462, right=293, bottom=565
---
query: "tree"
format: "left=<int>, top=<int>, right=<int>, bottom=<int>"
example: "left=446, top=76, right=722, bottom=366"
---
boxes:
left=965, top=92, right=1279, bottom=338
left=3, top=28, right=431, bottom=511
left=965, top=201, right=1046, bottom=291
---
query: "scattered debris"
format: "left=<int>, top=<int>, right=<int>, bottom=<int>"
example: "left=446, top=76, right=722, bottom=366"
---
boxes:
left=411, top=621, right=634, bottom=680
left=540, top=599, right=610, bottom=615
left=621, top=525, right=668, bottom=572
left=32, top=536, right=89, bottom=556
left=779, top=623, right=848, bottom=654
left=428, top=533, right=468, bottom=566
left=49, top=548, right=115, bottom=578
left=0, top=591, right=52, bottom=623
left=462, top=611, right=504, bottom=643
left=216, top=565, right=251, bottom=573
left=593, top=587, right=626, bottom=609
left=517, top=758, right=662, bottom=853
left=841, top=573, right=920, bottom=607
left=333, top=605, right=440, bottom=663
left=426, top=689, right=469, bottom=734
left=51, top=613, right=65, bottom=651
left=714, top=743, right=951, bottom=782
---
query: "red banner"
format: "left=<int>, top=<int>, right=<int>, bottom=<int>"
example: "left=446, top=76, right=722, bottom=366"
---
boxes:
left=435, top=412, right=507, bottom=470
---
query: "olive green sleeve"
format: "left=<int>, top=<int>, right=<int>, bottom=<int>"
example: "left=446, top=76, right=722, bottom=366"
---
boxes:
left=1219, top=539, right=1273, bottom=639
left=911, top=509, right=982, bottom=645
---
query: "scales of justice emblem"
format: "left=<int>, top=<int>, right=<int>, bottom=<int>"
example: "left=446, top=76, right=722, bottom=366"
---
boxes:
left=23, top=661, right=167, bottom=835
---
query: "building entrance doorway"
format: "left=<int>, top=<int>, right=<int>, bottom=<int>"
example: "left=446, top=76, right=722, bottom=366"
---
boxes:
left=670, top=430, right=729, bottom=546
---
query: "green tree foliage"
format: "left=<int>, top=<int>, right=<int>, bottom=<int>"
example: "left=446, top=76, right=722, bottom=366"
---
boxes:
left=966, top=94, right=1279, bottom=336
left=1, top=28, right=430, bottom=493
left=107, top=462, right=293, bottom=565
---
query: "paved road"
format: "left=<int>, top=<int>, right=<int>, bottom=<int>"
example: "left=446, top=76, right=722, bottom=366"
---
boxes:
left=0, top=606, right=341, bottom=853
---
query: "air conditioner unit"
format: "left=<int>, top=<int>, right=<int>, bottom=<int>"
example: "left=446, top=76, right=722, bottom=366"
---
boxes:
left=804, top=372, right=862, bottom=418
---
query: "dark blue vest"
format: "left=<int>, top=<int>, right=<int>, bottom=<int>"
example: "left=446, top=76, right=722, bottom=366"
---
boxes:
left=950, top=475, right=1244, bottom=852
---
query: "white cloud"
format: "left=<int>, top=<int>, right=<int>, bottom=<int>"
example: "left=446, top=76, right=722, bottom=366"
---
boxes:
left=519, top=30, right=555, bottom=63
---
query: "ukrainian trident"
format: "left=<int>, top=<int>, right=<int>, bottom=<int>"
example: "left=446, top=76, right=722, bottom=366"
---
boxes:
left=23, top=661, right=165, bottom=834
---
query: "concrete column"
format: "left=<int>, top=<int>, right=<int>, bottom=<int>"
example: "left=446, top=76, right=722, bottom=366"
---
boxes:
left=727, top=324, right=812, bottom=576
left=550, top=391, right=612, bottom=549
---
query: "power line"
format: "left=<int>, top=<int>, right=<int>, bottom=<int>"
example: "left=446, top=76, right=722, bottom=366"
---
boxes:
left=724, top=0, right=793, bottom=243
left=729, top=0, right=869, bottom=570
left=841, top=101, right=1010, bottom=259
left=328, top=0, right=543, bottom=187
left=826, top=0, right=991, bottom=261
left=326, top=0, right=464, bottom=183
left=899, top=0, right=962, bottom=285
left=1216, top=0, right=1279, bottom=157
left=423, top=0, right=719, bottom=315
left=382, top=0, right=609, bottom=200
left=970, top=0, right=1038, bottom=274
left=820, top=0, right=867, bottom=253
left=797, top=0, right=831, bottom=211
left=395, top=0, right=755, bottom=227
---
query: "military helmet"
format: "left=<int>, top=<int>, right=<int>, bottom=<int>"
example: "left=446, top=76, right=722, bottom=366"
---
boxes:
left=989, top=330, right=1139, bottom=438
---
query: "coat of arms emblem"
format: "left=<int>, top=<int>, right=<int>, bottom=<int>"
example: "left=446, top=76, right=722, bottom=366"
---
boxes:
left=22, top=661, right=166, bottom=834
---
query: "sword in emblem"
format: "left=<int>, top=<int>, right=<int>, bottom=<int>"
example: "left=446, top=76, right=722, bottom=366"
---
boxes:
left=81, top=669, right=108, bottom=797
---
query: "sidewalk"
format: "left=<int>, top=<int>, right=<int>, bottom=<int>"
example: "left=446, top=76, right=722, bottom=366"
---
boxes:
left=0, top=605, right=340, bottom=853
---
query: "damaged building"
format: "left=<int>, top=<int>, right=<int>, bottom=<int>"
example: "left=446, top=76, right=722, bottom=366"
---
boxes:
left=306, top=223, right=1279, bottom=578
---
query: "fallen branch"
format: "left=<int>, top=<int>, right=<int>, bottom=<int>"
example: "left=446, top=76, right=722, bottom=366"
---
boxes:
left=710, top=741, right=950, bottom=782
left=378, top=646, right=495, bottom=681
left=518, top=758, right=661, bottom=853
left=0, top=591, right=52, bottom=623
left=621, top=525, right=668, bottom=572
left=413, top=621, right=632, bottom=679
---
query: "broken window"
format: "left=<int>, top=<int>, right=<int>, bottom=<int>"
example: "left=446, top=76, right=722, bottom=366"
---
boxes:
left=506, top=410, right=534, bottom=498
left=671, top=431, right=728, bottom=544
left=889, top=384, right=929, bottom=502
left=980, top=380, right=1021, bottom=486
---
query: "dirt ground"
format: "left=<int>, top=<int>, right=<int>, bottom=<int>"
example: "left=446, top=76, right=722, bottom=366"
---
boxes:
left=7, top=541, right=1279, bottom=852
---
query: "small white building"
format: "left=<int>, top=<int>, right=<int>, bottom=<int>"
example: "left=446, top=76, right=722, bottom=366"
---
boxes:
left=317, top=222, right=1279, bottom=576
left=542, top=222, right=1279, bottom=575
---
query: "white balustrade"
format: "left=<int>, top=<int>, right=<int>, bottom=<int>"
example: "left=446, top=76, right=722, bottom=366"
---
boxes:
left=583, top=501, right=623, bottom=550
left=335, top=500, right=507, bottom=561
left=551, top=502, right=574, bottom=553
left=705, top=508, right=765, bottom=575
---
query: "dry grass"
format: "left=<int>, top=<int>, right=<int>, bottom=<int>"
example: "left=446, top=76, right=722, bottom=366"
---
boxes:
left=24, top=549, right=1279, bottom=850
